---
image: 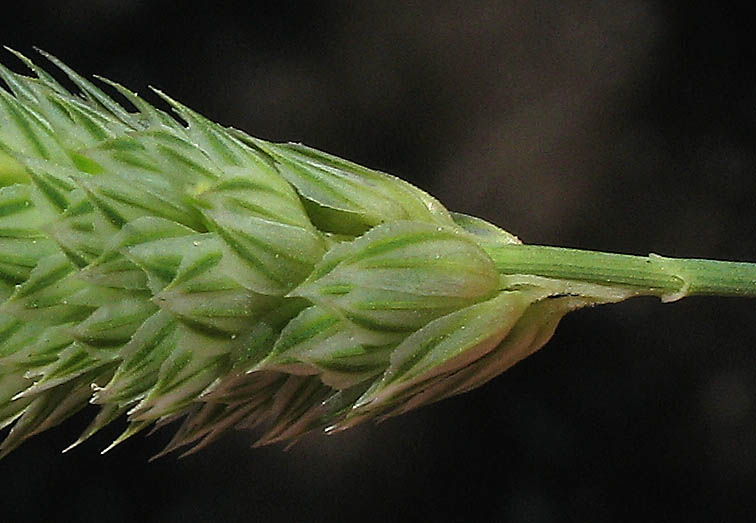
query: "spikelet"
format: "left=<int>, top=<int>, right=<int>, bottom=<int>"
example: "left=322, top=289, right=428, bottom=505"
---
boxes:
left=1, top=49, right=755, bottom=459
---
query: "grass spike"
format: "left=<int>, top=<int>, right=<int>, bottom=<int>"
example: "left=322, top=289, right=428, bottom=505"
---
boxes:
left=1, top=49, right=755, bottom=459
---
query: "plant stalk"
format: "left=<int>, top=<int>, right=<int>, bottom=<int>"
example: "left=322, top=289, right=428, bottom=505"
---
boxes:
left=488, top=245, right=756, bottom=301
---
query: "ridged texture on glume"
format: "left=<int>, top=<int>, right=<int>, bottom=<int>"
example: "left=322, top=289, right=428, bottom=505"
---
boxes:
left=0, top=49, right=598, bottom=458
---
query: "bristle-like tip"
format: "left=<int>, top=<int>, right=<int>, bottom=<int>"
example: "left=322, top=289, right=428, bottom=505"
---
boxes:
left=100, top=421, right=150, bottom=455
left=3, top=46, right=28, bottom=63
left=148, top=445, right=175, bottom=462
left=61, top=438, right=84, bottom=454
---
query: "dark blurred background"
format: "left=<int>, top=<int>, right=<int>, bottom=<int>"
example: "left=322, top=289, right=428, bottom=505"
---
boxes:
left=3, top=1, right=756, bottom=522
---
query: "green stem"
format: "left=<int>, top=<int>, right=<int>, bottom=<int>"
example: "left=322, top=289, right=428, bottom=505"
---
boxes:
left=487, top=244, right=756, bottom=301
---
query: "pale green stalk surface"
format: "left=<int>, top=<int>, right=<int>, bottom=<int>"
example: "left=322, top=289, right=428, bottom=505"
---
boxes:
left=0, top=49, right=755, bottom=458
